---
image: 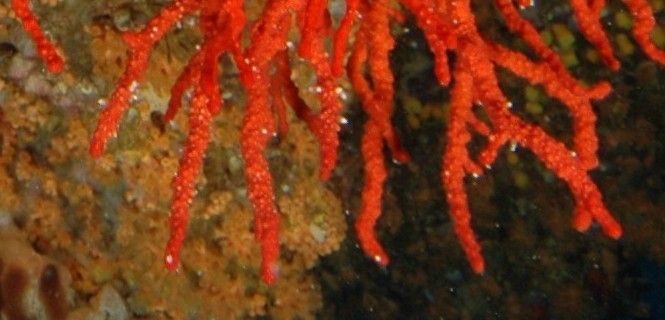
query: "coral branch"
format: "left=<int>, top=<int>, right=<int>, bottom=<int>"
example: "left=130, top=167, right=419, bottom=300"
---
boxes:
left=625, top=0, right=665, bottom=64
left=10, top=0, right=64, bottom=73
left=441, top=52, right=485, bottom=273
left=297, top=0, right=344, bottom=180
left=240, top=0, right=307, bottom=283
left=570, top=0, right=620, bottom=70
left=89, top=0, right=199, bottom=157
left=164, top=92, right=213, bottom=270
left=356, top=120, right=390, bottom=266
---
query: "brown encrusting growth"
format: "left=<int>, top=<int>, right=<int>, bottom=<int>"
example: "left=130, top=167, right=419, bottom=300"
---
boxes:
left=1, top=266, right=30, bottom=320
left=39, top=264, right=68, bottom=320
left=0, top=59, right=343, bottom=316
left=0, top=258, right=4, bottom=315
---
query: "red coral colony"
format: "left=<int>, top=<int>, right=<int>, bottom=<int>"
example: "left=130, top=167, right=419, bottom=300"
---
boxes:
left=12, top=0, right=664, bottom=284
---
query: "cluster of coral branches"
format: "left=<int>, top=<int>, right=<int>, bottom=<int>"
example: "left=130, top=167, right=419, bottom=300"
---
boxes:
left=12, top=0, right=665, bottom=283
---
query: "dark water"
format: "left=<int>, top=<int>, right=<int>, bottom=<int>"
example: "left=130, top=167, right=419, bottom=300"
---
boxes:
left=315, top=3, right=665, bottom=319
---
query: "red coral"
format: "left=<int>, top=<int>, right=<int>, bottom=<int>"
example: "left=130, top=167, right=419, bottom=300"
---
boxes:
left=13, top=0, right=665, bottom=282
